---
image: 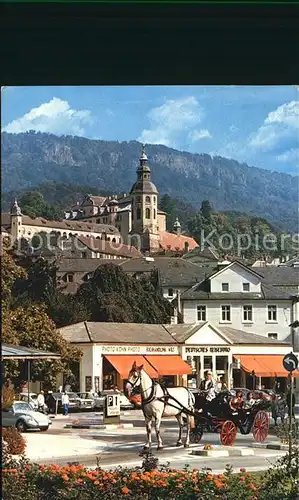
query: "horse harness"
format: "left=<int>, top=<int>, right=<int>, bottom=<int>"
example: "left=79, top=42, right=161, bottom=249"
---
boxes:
left=142, top=382, right=195, bottom=417
left=127, top=373, right=195, bottom=416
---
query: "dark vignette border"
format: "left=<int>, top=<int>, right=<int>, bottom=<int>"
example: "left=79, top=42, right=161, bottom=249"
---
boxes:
left=0, top=3, right=298, bottom=85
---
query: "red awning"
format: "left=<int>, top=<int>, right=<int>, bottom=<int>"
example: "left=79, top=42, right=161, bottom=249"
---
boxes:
left=234, top=355, right=299, bottom=377
left=145, top=355, right=192, bottom=376
left=104, top=355, right=158, bottom=379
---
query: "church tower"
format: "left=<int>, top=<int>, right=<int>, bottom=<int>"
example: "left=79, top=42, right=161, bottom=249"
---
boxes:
left=130, top=145, right=160, bottom=252
left=10, top=199, right=23, bottom=241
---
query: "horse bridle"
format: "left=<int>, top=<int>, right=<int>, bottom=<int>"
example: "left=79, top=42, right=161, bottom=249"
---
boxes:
left=127, top=372, right=141, bottom=389
left=127, top=371, right=157, bottom=405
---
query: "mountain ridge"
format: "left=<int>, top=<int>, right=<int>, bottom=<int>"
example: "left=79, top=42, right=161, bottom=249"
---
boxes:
left=2, top=131, right=298, bottom=232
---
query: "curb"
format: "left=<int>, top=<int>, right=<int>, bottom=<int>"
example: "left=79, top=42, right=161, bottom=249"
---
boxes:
left=251, top=442, right=289, bottom=451
left=191, top=447, right=255, bottom=457
left=64, top=423, right=134, bottom=430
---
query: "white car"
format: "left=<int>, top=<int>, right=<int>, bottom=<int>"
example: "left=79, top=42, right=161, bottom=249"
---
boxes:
left=2, top=401, right=52, bottom=432
left=96, top=390, right=133, bottom=410
left=77, top=392, right=96, bottom=410
left=19, top=392, right=49, bottom=413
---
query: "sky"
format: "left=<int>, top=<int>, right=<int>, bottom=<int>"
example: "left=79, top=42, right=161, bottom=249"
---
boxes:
left=2, top=85, right=298, bottom=175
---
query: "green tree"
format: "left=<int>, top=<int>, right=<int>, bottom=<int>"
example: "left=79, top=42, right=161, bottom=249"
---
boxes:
left=20, top=191, right=45, bottom=218
left=1, top=243, right=82, bottom=389
left=77, top=264, right=173, bottom=324
left=20, top=190, right=62, bottom=220
left=3, top=305, right=82, bottom=390
left=200, top=200, right=213, bottom=221
left=1, top=238, right=27, bottom=311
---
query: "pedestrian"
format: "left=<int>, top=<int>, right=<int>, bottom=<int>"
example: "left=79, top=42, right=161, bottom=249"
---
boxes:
left=37, top=390, right=45, bottom=413
left=286, top=387, right=295, bottom=420
left=61, top=391, right=70, bottom=416
left=277, top=393, right=287, bottom=424
left=271, top=393, right=279, bottom=426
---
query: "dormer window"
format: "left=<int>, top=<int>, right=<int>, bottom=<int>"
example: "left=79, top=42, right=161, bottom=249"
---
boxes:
left=243, top=283, right=250, bottom=292
left=222, top=283, right=229, bottom=292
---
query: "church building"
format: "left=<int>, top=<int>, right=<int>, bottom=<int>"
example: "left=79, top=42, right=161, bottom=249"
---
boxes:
left=64, top=145, right=198, bottom=254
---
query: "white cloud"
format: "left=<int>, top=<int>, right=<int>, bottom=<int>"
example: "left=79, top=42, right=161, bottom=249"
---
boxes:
left=188, top=129, right=212, bottom=141
left=3, top=97, right=94, bottom=136
left=277, top=148, right=299, bottom=163
left=106, top=108, right=115, bottom=117
left=138, top=96, right=203, bottom=147
left=249, top=100, right=299, bottom=151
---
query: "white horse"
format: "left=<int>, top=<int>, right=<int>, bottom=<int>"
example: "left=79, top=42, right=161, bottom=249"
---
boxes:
left=126, top=362, right=195, bottom=450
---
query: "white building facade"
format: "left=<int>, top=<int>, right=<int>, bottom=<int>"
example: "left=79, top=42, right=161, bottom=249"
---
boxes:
left=181, top=261, right=296, bottom=343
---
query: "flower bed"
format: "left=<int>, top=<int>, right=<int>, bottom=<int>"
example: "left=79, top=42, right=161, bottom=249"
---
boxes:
left=2, top=463, right=261, bottom=499
left=2, top=450, right=299, bottom=500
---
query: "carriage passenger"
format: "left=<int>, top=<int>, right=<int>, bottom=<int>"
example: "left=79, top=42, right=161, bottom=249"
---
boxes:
left=244, top=391, right=255, bottom=409
left=229, top=391, right=244, bottom=412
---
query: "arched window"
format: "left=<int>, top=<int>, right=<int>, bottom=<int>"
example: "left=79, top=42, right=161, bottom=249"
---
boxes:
left=137, top=208, right=141, bottom=220
left=154, top=209, right=156, bottom=219
left=145, top=208, right=150, bottom=219
left=153, top=196, right=156, bottom=204
left=145, top=196, right=151, bottom=203
left=136, top=196, right=141, bottom=203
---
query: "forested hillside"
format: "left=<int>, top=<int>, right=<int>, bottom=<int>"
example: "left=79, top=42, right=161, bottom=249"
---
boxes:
left=2, top=131, right=298, bottom=231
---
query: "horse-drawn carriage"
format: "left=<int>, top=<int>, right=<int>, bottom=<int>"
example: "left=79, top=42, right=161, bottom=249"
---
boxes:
left=189, top=390, right=270, bottom=446
left=126, top=362, right=270, bottom=450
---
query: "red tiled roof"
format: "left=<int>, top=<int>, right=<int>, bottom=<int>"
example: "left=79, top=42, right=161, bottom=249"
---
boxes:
left=77, top=235, right=142, bottom=258
left=159, top=232, right=198, bottom=252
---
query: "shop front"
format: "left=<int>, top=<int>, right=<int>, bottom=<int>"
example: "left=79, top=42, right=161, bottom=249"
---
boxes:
left=58, top=321, right=296, bottom=395
left=179, top=322, right=294, bottom=390
left=101, top=344, right=192, bottom=391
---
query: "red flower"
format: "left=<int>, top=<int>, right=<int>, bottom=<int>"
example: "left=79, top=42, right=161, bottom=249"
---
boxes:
left=240, top=468, right=246, bottom=472
left=122, top=486, right=130, bottom=495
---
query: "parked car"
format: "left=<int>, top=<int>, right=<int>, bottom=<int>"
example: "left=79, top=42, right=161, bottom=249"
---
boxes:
left=46, top=392, right=81, bottom=414
left=2, top=401, right=52, bottom=432
left=18, top=392, right=49, bottom=413
left=91, top=390, right=134, bottom=410
left=77, top=392, right=96, bottom=411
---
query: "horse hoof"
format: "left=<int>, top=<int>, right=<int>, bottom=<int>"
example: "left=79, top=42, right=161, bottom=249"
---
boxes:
left=157, top=446, right=163, bottom=451
left=176, top=442, right=182, bottom=447
left=184, top=443, right=190, bottom=448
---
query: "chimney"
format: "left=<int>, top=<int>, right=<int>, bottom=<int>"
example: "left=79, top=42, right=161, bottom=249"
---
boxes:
left=170, top=307, right=178, bottom=325
left=177, top=290, right=181, bottom=314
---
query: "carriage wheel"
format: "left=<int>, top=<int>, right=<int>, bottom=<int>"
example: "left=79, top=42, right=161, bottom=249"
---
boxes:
left=252, top=410, right=269, bottom=443
left=220, top=420, right=237, bottom=446
left=190, top=424, right=203, bottom=444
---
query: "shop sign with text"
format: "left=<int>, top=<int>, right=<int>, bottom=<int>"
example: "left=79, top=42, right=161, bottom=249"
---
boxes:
left=101, top=345, right=179, bottom=355
left=185, top=346, right=231, bottom=354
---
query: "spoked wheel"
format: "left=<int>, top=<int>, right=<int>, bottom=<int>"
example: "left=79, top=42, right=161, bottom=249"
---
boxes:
left=220, top=420, right=237, bottom=446
left=252, top=410, right=269, bottom=443
left=190, top=424, right=203, bottom=444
